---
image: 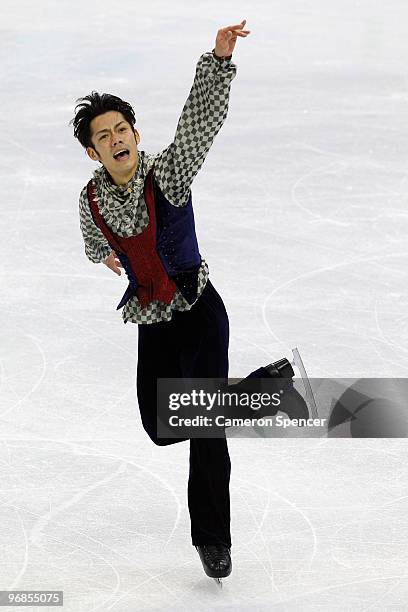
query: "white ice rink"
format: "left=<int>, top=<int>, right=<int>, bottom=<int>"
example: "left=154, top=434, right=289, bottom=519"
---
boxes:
left=1, top=0, right=408, bottom=609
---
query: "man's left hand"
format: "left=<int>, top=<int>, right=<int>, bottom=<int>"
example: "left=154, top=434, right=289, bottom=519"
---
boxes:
left=214, top=19, right=251, bottom=58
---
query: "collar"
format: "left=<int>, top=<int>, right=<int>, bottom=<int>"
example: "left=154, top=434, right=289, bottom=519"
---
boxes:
left=93, top=150, right=146, bottom=198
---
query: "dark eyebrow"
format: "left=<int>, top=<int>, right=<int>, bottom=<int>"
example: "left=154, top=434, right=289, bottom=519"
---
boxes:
left=94, top=121, right=128, bottom=138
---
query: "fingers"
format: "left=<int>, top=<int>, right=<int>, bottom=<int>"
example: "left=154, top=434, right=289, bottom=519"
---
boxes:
left=104, top=262, right=121, bottom=275
left=222, top=19, right=247, bottom=30
left=229, top=31, right=250, bottom=37
left=113, top=259, right=122, bottom=275
left=112, top=252, right=123, bottom=268
left=105, top=254, right=122, bottom=275
left=221, top=19, right=250, bottom=33
left=111, top=263, right=121, bottom=275
left=227, top=27, right=250, bottom=34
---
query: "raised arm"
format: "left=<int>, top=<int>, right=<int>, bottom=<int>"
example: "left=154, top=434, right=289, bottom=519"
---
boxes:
left=153, top=20, right=251, bottom=207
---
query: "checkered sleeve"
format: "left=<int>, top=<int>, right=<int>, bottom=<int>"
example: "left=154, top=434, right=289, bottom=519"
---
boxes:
left=78, top=185, right=112, bottom=263
left=153, top=51, right=237, bottom=207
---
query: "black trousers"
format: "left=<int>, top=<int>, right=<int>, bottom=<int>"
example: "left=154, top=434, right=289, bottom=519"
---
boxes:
left=136, top=280, right=281, bottom=547
left=137, top=280, right=232, bottom=548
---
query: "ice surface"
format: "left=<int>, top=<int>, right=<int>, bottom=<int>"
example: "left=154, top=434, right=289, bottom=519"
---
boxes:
left=1, top=0, right=408, bottom=610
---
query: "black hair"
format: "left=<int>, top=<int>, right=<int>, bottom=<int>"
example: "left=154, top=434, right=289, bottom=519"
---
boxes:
left=69, top=91, right=136, bottom=149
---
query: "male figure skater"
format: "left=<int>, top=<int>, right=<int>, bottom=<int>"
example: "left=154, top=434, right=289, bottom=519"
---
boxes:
left=72, top=20, right=308, bottom=583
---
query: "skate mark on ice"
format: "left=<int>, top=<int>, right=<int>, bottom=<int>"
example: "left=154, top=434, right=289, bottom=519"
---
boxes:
left=261, top=251, right=408, bottom=374
left=0, top=333, right=47, bottom=419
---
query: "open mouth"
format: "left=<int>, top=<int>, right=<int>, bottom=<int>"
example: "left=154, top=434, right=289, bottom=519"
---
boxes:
left=113, top=149, right=130, bottom=162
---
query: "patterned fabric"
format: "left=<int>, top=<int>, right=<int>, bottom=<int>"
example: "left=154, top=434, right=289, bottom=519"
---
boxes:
left=78, top=51, right=237, bottom=324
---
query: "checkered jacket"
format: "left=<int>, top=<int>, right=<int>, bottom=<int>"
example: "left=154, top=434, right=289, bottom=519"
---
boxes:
left=78, top=51, right=237, bottom=324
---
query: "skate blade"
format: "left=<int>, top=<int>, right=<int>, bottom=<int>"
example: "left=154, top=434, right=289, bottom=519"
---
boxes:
left=291, top=347, right=319, bottom=419
left=214, top=577, right=223, bottom=588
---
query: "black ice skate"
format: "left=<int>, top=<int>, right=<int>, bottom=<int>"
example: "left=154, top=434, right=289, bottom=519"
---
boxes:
left=195, top=544, right=232, bottom=587
left=264, top=347, right=319, bottom=419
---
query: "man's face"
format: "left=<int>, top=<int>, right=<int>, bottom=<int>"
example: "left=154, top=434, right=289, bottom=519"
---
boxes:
left=86, top=111, right=140, bottom=185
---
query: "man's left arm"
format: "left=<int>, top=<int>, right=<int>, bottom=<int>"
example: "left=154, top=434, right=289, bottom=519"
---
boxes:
left=154, top=20, right=250, bottom=207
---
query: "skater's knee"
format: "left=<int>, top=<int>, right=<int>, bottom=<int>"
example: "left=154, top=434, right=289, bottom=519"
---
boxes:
left=150, top=435, right=171, bottom=447
left=143, top=425, right=175, bottom=446
left=144, top=428, right=165, bottom=446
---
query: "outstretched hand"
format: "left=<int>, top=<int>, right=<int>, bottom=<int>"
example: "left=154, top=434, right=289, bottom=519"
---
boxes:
left=214, top=19, right=251, bottom=57
left=103, top=251, right=123, bottom=276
